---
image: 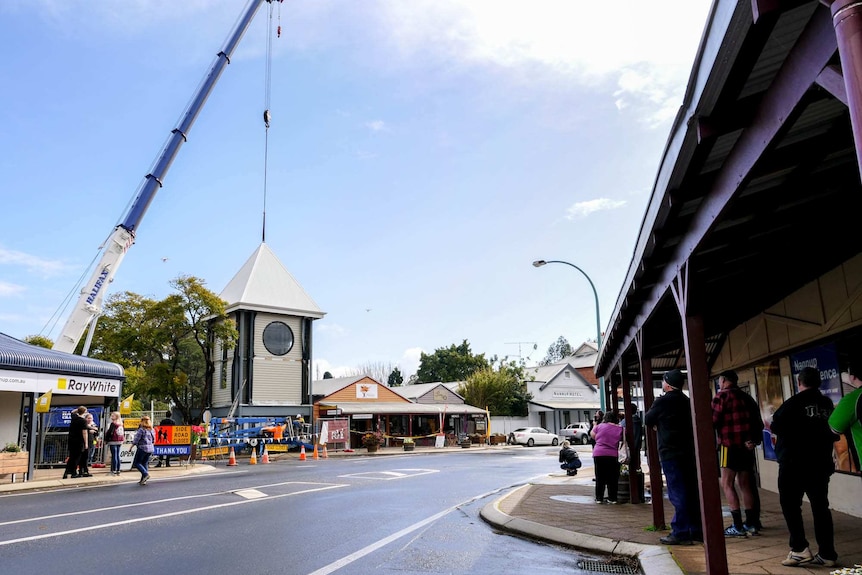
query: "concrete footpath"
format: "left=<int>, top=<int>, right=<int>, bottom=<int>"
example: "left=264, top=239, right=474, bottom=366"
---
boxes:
left=3, top=446, right=862, bottom=575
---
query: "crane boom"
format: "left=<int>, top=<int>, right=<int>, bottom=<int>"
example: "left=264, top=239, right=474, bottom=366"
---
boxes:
left=53, top=0, right=268, bottom=354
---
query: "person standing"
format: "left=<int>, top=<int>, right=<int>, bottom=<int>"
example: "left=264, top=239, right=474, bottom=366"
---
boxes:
left=63, top=406, right=89, bottom=479
left=155, top=411, right=175, bottom=468
left=644, top=369, right=702, bottom=545
left=711, top=369, right=764, bottom=536
left=771, top=366, right=839, bottom=567
left=83, top=412, right=99, bottom=469
left=132, top=415, right=155, bottom=485
left=830, top=357, right=862, bottom=472
left=104, top=411, right=125, bottom=476
left=590, top=411, right=624, bottom=503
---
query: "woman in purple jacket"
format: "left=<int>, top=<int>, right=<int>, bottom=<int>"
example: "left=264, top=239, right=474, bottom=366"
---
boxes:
left=590, top=411, right=624, bottom=503
left=131, top=415, right=155, bottom=485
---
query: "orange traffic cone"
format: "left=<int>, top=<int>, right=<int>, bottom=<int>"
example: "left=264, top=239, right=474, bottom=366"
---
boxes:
left=299, top=445, right=307, bottom=461
left=227, top=446, right=237, bottom=466
left=322, top=445, right=329, bottom=459
left=249, top=448, right=257, bottom=465
left=313, top=444, right=319, bottom=460
left=261, top=447, right=270, bottom=464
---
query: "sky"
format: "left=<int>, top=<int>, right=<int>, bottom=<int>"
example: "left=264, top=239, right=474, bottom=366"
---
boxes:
left=0, top=0, right=713, bottom=380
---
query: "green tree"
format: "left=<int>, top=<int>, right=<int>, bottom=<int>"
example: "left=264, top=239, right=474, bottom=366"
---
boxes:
left=540, top=335, right=573, bottom=366
left=416, top=340, right=488, bottom=383
left=88, top=276, right=237, bottom=423
left=458, top=361, right=532, bottom=416
left=388, top=367, right=403, bottom=387
left=323, top=371, right=333, bottom=379
left=23, top=335, right=53, bottom=349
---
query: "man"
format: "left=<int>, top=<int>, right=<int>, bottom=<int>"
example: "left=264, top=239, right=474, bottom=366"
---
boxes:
left=644, top=369, right=702, bottom=545
left=711, top=369, right=764, bottom=536
left=155, top=411, right=175, bottom=468
left=62, top=406, right=89, bottom=479
left=771, top=366, right=839, bottom=567
left=830, top=357, right=862, bottom=472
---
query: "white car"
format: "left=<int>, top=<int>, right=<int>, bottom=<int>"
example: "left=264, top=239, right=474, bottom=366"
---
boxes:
left=508, top=427, right=559, bottom=447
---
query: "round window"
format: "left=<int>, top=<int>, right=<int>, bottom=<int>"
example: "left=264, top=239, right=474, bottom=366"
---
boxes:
left=262, top=321, right=294, bottom=356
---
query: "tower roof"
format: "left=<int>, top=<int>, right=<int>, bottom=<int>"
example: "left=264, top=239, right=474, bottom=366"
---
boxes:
left=220, top=243, right=325, bottom=318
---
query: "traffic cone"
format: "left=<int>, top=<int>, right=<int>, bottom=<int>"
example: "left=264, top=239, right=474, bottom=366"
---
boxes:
left=299, top=445, right=307, bottom=461
left=261, top=447, right=270, bottom=464
left=322, top=445, right=329, bottom=459
left=249, top=448, right=257, bottom=465
left=227, top=446, right=237, bottom=466
left=313, top=444, right=319, bottom=460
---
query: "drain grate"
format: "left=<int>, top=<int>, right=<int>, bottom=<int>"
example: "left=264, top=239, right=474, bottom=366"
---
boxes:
left=577, top=558, right=640, bottom=574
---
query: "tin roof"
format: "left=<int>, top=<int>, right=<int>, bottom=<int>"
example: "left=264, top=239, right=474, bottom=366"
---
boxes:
left=0, top=332, right=124, bottom=379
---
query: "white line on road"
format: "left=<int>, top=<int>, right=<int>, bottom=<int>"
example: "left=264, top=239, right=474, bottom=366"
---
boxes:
left=306, top=486, right=511, bottom=575
left=0, top=483, right=345, bottom=545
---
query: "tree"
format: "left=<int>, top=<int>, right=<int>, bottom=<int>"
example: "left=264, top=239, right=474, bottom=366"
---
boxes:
left=323, top=371, right=333, bottom=379
left=416, top=340, right=488, bottom=383
left=23, top=335, right=53, bottom=349
left=457, top=361, right=532, bottom=416
left=88, top=276, right=237, bottom=423
left=348, top=360, right=399, bottom=384
left=540, top=335, right=573, bottom=366
left=388, top=367, right=403, bottom=387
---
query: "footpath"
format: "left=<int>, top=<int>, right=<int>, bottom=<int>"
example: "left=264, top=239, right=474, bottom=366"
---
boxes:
left=3, top=445, right=861, bottom=575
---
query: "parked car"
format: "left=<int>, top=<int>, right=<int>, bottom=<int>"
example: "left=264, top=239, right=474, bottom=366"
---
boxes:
left=507, top=427, right=559, bottom=447
left=558, top=422, right=591, bottom=445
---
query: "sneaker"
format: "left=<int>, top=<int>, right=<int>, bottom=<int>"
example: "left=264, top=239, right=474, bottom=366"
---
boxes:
left=743, top=523, right=761, bottom=536
left=781, top=548, right=813, bottom=566
left=724, top=525, right=748, bottom=538
left=595, top=499, right=604, bottom=504
left=607, top=500, right=618, bottom=505
left=809, top=554, right=836, bottom=567
left=140, top=474, right=150, bottom=485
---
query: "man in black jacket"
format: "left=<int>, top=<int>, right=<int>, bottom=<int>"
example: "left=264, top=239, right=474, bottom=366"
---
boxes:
left=771, top=366, right=839, bottom=567
left=644, top=369, right=702, bottom=545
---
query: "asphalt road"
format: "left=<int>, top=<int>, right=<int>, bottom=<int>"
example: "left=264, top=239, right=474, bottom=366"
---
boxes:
left=0, top=446, right=602, bottom=574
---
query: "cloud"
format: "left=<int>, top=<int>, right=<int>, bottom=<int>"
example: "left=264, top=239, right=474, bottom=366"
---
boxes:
left=312, top=358, right=354, bottom=379
left=365, top=120, right=387, bottom=132
left=565, top=198, right=627, bottom=220
left=400, top=347, right=424, bottom=378
left=0, top=246, right=69, bottom=277
left=316, top=322, right=347, bottom=337
left=0, top=282, right=25, bottom=298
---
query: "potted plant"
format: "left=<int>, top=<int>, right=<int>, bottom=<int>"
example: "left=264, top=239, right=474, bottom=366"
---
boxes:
left=490, top=433, right=507, bottom=445
left=0, top=442, right=29, bottom=479
left=469, top=433, right=485, bottom=445
left=362, top=431, right=383, bottom=453
left=402, top=437, right=415, bottom=452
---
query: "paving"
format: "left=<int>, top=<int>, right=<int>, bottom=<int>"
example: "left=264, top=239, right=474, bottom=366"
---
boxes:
left=3, top=445, right=862, bottom=575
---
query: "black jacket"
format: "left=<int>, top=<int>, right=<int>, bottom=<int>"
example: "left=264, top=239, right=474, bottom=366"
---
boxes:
left=771, top=387, right=837, bottom=473
left=559, top=445, right=579, bottom=464
left=644, top=389, right=694, bottom=462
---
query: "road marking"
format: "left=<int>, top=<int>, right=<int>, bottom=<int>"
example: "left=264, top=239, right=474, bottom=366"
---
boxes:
left=0, top=481, right=342, bottom=535
left=306, top=486, right=511, bottom=575
left=338, top=468, right=439, bottom=481
left=234, top=489, right=267, bottom=499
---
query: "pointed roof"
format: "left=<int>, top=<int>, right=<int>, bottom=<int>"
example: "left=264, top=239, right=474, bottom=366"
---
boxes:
left=220, top=243, right=325, bottom=318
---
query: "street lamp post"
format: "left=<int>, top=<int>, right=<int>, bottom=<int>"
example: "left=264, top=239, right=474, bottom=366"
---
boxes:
left=532, top=259, right=606, bottom=411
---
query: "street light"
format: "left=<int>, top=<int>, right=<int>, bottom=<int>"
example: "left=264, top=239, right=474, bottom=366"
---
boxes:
left=532, top=259, right=606, bottom=411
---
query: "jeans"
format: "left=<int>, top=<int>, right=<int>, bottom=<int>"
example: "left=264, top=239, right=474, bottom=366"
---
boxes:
left=662, top=457, right=702, bottom=540
left=133, top=449, right=151, bottom=477
left=109, top=444, right=122, bottom=473
left=778, top=466, right=836, bottom=559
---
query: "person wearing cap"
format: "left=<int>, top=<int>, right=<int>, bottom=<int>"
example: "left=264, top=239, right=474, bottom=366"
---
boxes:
left=771, top=366, right=839, bottom=567
left=644, top=369, right=702, bottom=545
left=711, top=369, right=764, bottom=537
left=829, top=357, right=862, bottom=472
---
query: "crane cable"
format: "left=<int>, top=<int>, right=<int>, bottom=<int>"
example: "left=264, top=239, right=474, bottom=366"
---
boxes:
left=261, top=0, right=282, bottom=243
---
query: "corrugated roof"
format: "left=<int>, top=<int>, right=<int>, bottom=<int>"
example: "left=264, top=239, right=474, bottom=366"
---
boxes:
left=220, top=243, right=325, bottom=318
left=0, top=332, right=124, bottom=378
left=398, top=382, right=464, bottom=399
left=326, top=402, right=486, bottom=415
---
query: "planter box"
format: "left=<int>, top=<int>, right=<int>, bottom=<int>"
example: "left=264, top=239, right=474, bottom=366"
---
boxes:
left=0, top=451, right=29, bottom=480
left=403, top=444, right=415, bottom=452
left=490, top=436, right=507, bottom=445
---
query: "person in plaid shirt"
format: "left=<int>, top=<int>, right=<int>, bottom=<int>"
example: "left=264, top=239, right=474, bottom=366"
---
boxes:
left=711, top=369, right=764, bottom=537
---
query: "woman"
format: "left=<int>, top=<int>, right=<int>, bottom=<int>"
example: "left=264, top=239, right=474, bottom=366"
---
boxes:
left=590, top=411, right=623, bottom=503
left=131, top=415, right=155, bottom=485
left=558, top=440, right=582, bottom=476
left=105, top=411, right=125, bottom=475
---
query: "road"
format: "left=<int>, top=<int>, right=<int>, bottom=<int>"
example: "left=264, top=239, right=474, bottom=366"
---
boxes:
left=0, top=446, right=602, bottom=574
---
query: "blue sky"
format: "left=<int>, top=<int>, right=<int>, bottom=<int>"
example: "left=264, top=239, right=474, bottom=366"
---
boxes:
left=0, top=0, right=711, bottom=379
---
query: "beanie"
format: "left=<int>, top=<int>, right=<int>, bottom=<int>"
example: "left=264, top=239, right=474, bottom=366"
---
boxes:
left=663, top=369, right=685, bottom=389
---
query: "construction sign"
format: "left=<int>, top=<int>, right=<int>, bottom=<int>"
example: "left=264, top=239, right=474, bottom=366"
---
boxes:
left=155, top=425, right=191, bottom=445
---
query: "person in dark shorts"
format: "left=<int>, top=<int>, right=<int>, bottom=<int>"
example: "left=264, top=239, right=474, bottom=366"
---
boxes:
left=711, top=369, right=763, bottom=537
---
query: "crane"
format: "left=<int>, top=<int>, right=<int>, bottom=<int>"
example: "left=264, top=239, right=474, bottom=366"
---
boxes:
left=53, top=0, right=275, bottom=354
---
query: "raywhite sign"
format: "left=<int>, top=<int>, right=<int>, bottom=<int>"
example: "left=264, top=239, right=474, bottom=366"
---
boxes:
left=0, top=369, right=122, bottom=397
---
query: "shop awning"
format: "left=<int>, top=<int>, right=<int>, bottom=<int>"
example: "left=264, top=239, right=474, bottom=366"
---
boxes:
left=323, top=402, right=486, bottom=416
left=529, top=400, right=597, bottom=411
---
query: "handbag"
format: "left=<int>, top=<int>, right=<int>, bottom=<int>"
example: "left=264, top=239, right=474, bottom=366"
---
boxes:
left=618, top=438, right=630, bottom=464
